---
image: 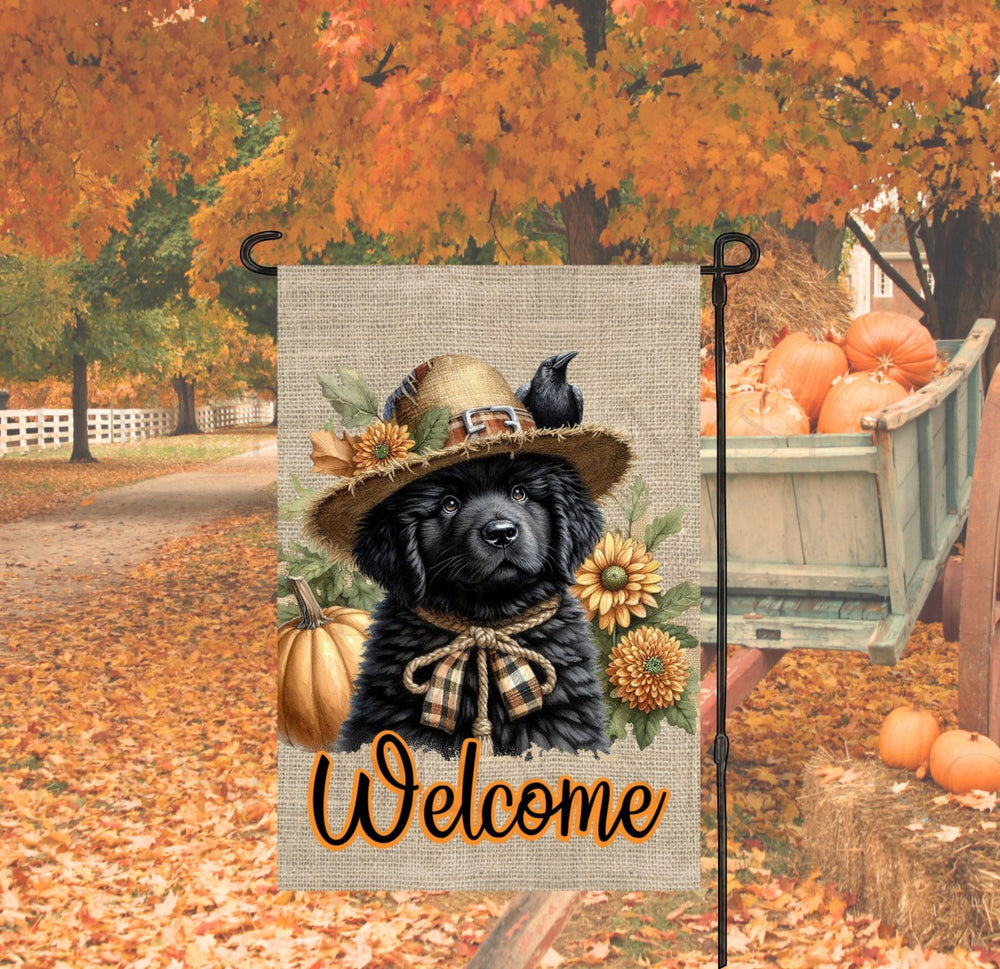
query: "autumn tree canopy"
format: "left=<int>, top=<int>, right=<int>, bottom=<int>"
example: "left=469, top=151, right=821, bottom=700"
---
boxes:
left=4, top=1, right=999, bottom=358
left=187, top=0, right=1000, bottom=366
left=0, top=0, right=275, bottom=257
left=1, top=3, right=291, bottom=456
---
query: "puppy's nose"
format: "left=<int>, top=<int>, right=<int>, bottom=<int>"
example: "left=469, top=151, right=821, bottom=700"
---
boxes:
left=482, top=519, right=519, bottom=548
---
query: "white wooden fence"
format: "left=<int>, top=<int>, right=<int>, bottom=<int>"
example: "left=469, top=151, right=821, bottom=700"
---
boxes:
left=0, top=400, right=275, bottom=455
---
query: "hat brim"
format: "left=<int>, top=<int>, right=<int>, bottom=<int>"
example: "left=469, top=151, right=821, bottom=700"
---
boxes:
left=305, top=424, right=633, bottom=564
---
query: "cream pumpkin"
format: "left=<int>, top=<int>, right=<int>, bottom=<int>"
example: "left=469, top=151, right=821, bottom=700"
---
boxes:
left=277, top=576, right=370, bottom=751
left=725, top=386, right=810, bottom=437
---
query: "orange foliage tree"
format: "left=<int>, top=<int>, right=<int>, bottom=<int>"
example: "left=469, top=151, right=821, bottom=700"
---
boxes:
left=189, top=0, right=1000, bottom=369
left=1, top=1, right=292, bottom=456
left=126, top=305, right=275, bottom=434
left=4, top=2, right=998, bottom=369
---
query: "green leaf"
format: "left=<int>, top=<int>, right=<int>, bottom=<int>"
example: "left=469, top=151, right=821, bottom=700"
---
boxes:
left=645, top=581, right=701, bottom=623
left=665, top=695, right=698, bottom=735
left=659, top=622, right=699, bottom=651
left=297, top=554, right=339, bottom=583
left=315, top=567, right=347, bottom=605
left=340, top=576, right=384, bottom=612
left=282, top=539, right=385, bottom=613
left=607, top=701, right=632, bottom=742
left=590, top=622, right=614, bottom=663
left=411, top=405, right=451, bottom=453
left=630, top=707, right=667, bottom=750
left=278, top=473, right=321, bottom=520
left=682, top=668, right=700, bottom=702
left=317, top=367, right=380, bottom=429
left=644, top=507, right=686, bottom=551
left=617, top=475, right=649, bottom=530
left=277, top=600, right=302, bottom=626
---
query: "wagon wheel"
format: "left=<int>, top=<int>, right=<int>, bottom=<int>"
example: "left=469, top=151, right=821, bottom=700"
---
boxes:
left=958, top=364, right=1000, bottom=745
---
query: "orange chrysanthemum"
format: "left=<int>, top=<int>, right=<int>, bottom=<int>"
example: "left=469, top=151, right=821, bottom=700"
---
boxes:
left=352, top=420, right=416, bottom=472
left=571, top=533, right=662, bottom=631
left=607, top=626, right=688, bottom=714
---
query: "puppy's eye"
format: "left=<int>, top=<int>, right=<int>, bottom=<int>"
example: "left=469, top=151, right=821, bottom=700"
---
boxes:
left=441, top=495, right=461, bottom=514
left=511, top=485, right=528, bottom=502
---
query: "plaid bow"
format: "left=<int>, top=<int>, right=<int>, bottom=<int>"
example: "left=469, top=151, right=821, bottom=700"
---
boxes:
left=404, top=596, right=561, bottom=751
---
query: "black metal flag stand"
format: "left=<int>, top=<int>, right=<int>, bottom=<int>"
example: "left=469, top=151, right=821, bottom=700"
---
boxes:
left=244, top=230, right=761, bottom=969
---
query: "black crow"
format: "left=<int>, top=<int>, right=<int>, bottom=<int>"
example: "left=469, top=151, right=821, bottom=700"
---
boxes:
left=515, top=351, right=583, bottom=428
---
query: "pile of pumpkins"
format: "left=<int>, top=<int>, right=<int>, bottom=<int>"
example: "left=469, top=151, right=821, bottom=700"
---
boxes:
left=701, top=309, right=942, bottom=436
left=878, top=702, right=1000, bottom=795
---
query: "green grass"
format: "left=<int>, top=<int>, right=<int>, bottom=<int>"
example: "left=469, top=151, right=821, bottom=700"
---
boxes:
left=2, top=426, right=275, bottom=466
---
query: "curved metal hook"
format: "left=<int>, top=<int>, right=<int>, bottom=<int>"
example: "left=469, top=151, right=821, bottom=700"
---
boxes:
left=240, top=231, right=283, bottom=276
left=700, top=231, right=761, bottom=308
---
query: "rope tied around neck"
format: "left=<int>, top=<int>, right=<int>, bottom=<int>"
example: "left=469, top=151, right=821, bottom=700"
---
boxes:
left=404, top=595, right=562, bottom=755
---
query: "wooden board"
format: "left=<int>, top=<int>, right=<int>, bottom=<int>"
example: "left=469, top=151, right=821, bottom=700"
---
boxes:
left=700, top=323, right=995, bottom=660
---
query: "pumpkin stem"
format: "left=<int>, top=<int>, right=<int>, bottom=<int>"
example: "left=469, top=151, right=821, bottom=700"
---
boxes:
left=287, top=576, right=329, bottom=630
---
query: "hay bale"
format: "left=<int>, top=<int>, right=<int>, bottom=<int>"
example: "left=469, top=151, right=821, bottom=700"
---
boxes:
left=703, top=225, right=855, bottom=362
left=800, top=751, right=1000, bottom=948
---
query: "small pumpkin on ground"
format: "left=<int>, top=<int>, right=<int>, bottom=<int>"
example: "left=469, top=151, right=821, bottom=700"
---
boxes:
left=878, top=703, right=941, bottom=771
left=843, top=311, right=938, bottom=390
left=929, top=729, right=1000, bottom=794
left=277, top=576, right=370, bottom=751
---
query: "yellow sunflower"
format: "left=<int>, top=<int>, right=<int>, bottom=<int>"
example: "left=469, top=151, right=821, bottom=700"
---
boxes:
left=352, top=420, right=416, bottom=472
left=572, top=533, right=662, bottom=631
left=607, top=626, right=688, bottom=714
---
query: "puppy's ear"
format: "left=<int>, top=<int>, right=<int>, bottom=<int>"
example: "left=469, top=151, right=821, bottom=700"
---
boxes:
left=351, top=502, right=427, bottom=604
left=549, top=467, right=605, bottom=582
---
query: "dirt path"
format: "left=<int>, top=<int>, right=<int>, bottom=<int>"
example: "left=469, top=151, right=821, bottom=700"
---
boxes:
left=1, top=442, right=277, bottom=619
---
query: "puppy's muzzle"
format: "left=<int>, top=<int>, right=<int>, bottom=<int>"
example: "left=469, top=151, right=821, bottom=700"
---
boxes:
left=481, top=519, right=518, bottom=548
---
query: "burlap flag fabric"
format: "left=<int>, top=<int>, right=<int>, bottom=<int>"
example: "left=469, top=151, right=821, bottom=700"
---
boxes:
left=277, top=265, right=702, bottom=890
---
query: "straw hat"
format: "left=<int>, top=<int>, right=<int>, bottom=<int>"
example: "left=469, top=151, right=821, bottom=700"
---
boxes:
left=305, top=354, right=633, bottom=561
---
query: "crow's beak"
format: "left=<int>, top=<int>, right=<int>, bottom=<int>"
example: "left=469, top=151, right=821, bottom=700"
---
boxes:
left=551, top=350, right=578, bottom=371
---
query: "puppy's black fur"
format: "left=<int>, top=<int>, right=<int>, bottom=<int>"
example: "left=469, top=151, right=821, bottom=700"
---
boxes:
left=335, top=452, right=608, bottom=756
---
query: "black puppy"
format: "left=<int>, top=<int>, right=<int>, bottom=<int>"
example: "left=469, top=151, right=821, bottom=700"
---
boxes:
left=335, top=452, right=608, bottom=756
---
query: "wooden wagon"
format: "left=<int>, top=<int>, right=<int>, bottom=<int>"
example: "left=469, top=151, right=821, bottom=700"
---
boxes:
left=699, top=318, right=999, bottom=746
left=465, top=319, right=1000, bottom=969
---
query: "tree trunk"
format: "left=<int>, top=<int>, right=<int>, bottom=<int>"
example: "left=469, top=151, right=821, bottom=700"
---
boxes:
left=921, top=205, right=1000, bottom=381
left=557, top=0, right=606, bottom=66
left=766, top=215, right=846, bottom=276
left=553, top=0, right=613, bottom=266
left=560, top=182, right=613, bottom=265
left=170, top=375, right=202, bottom=435
left=70, top=312, right=96, bottom=463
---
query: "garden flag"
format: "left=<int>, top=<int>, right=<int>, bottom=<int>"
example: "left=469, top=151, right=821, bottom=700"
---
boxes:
left=276, top=265, right=702, bottom=890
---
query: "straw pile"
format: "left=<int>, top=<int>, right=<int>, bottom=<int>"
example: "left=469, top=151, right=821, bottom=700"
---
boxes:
left=800, top=750, right=1000, bottom=948
left=702, top=224, right=855, bottom=361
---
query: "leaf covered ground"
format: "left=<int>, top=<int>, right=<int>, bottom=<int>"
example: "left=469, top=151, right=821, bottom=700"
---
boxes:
left=2, top=501, right=998, bottom=968
left=0, top=427, right=276, bottom=523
